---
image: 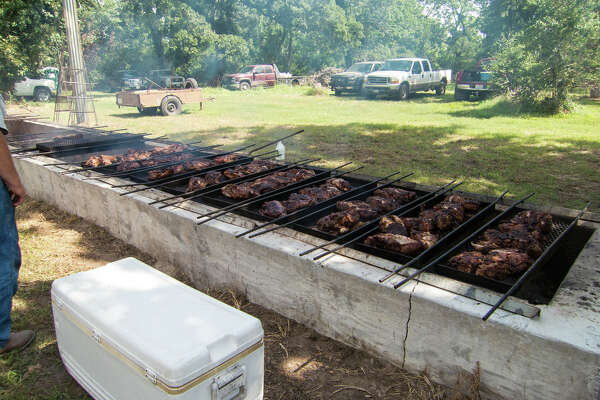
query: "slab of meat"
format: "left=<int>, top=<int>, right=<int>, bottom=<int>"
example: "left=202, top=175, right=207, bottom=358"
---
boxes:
left=336, top=200, right=379, bottom=221
left=316, top=210, right=362, bottom=234
left=364, top=233, right=423, bottom=255
left=182, top=159, right=213, bottom=171
left=379, top=215, right=409, bottom=236
left=366, top=196, right=401, bottom=213
left=510, top=210, right=553, bottom=233
left=448, top=251, right=487, bottom=273
left=283, top=193, right=315, bottom=213
left=326, top=178, right=353, bottom=192
left=373, top=187, right=416, bottom=203
left=259, top=200, right=287, bottom=218
left=147, top=164, right=185, bottom=180
left=473, top=229, right=543, bottom=257
left=187, top=171, right=226, bottom=192
left=83, top=155, right=119, bottom=168
left=444, top=194, right=480, bottom=212
left=222, top=168, right=316, bottom=200
left=411, top=231, right=439, bottom=249
left=151, top=144, right=189, bottom=154
left=213, top=154, right=240, bottom=164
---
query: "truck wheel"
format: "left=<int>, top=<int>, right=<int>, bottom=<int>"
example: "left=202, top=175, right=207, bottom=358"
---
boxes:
left=454, top=89, right=467, bottom=101
left=34, top=87, right=51, bottom=102
left=160, top=96, right=182, bottom=116
left=185, top=78, right=198, bottom=89
left=366, top=91, right=376, bottom=99
left=239, top=81, right=250, bottom=91
left=399, top=83, right=409, bottom=100
left=436, top=81, right=447, bottom=95
left=334, top=89, right=342, bottom=96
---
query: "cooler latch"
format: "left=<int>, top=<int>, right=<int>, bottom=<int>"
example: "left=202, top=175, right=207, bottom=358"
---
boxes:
left=211, top=364, right=247, bottom=400
left=144, top=368, right=158, bottom=384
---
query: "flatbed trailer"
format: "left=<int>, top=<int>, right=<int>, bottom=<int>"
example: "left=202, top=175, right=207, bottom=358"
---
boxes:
left=116, top=88, right=204, bottom=116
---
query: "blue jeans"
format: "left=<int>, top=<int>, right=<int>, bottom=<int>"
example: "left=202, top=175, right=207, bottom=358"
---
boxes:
left=0, top=181, right=20, bottom=347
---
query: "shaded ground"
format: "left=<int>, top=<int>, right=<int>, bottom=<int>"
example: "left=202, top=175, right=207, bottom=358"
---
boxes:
left=0, top=199, right=474, bottom=399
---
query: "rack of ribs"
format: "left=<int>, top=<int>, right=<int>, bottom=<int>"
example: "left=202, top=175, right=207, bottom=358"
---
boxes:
left=259, top=178, right=353, bottom=218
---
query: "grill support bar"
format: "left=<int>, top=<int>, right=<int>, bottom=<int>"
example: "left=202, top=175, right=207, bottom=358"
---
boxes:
left=392, top=192, right=535, bottom=290
left=481, top=201, right=591, bottom=320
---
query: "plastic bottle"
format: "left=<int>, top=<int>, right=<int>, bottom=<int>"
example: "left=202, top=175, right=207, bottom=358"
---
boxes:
left=276, top=140, right=285, bottom=160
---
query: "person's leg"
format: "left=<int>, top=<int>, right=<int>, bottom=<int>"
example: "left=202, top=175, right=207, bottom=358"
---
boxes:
left=0, top=181, right=20, bottom=348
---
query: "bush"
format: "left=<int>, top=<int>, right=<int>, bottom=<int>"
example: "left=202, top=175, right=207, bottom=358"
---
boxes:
left=304, top=84, right=330, bottom=96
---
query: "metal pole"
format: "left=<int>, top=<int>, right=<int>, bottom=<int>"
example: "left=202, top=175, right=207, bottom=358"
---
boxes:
left=63, top=0, right=88, bottom=124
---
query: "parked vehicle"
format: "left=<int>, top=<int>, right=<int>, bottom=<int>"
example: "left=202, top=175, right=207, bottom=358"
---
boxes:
left=330, top=61, right=383, bottom=96
left=364, top=58, right=451, bottom=100
left=13, top=67, right=59, bottom=102
left=454, top=58, right=495, bottom=100
left=146, top=69, right=198, bottom=90
left=222, top=65, right=279, bottom=90
left=116, top=87, right=204, bottom=116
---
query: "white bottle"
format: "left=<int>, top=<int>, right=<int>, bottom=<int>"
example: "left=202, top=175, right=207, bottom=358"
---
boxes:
left=276, top=140, right=285, bottom=160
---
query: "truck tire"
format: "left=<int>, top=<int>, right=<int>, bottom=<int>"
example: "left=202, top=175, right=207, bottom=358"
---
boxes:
left=184, top=78, right=198, bottom=89
left=454, top=88, right=467, bottom=101
left=239, top=81, right=250, bottom=91
left=399, top=83, right=409, bottom=100
left=34, top=87, right=51, bottom=102
left=160, top=96, right=182, bottom=116
left=436, top=80, right=447, bottom=95
left=366, top=91, right=376, bottom=99
left=334, top=89, right=342, bottom=96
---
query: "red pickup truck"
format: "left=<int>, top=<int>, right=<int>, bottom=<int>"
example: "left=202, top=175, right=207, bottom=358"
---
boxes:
left=454, top=58, right=495, bottom=100
left=222, top=64, right=279, bottom=90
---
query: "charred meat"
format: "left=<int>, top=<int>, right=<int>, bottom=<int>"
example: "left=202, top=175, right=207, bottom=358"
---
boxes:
left=316, top=209, right=363, bottom=235
left=364, top=233, right=423, bottom=255
left=222, top=168, right=316, bottom=200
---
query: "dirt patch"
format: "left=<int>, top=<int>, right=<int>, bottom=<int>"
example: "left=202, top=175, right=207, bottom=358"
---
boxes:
left=2, top=198, right=473, bottom=399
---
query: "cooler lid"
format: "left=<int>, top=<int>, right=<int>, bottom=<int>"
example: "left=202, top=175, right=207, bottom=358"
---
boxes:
left=51, top=258, right=263, bottom=388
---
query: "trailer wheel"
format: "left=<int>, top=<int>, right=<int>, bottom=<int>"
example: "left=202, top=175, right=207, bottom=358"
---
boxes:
left=185, top=78, right=198, bottom=89
left=161, top=96, right=182, bottom=116
left=34, top=87, right=51, bottom=102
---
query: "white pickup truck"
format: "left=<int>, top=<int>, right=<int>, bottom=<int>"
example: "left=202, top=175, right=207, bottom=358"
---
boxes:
left=13, top=67, right=59, bottom=102
left=364, top=58, right=451, bottom=100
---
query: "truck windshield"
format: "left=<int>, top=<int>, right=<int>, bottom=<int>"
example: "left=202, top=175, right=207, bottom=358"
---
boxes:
left=381, top=60, right=412, bottom=72
left=347, top=63, right=372, bottom=73
left=239, top=66, right=254, bottom=73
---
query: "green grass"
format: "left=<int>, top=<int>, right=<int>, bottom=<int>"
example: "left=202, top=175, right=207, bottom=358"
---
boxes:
left=16, top=85, right=600, bottom=210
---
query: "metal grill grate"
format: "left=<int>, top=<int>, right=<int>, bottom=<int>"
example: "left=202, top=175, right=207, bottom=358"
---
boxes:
left=36, top=133, right=144, bottom=152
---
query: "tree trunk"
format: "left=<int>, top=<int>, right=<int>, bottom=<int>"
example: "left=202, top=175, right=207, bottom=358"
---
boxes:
left=591, top=86, right=600, bottom=98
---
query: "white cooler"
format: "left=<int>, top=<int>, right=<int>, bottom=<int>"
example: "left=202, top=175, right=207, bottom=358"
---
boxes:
left=51, top=257, right=264, bottom=400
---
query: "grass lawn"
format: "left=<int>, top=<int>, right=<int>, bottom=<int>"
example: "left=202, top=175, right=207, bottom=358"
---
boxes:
left=14, top=85, right=600, bottom=211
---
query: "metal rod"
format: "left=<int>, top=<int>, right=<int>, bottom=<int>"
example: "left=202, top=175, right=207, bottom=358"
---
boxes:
left=378, top=190, right=509, bottom=283
left=481, top=201, right=591, bottom=321
left=249, top=173, right=417, bottom=240
left=120, top=151, right=281, bottom=196
left=155, top=158, right=313, bottom=207
left=298, top=180, right=458, bottom=257
left=248, top=130, right=304, bottom=154
left=312, top=182, right=464, bottom=261
left=237, top=170, right=409, bottom=238
left=197, top=162, right=352, bottom=225
left=392, top=192, right=536, bottom=290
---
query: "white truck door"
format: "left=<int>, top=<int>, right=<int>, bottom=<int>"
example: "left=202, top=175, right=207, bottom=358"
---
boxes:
left=410, top=61, right=424, bottom=91
left=422, top=61, right=433, bottom=89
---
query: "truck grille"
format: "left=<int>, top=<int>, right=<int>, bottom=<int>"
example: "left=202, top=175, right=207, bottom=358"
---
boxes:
left=368, top=76, right=388, bottom=85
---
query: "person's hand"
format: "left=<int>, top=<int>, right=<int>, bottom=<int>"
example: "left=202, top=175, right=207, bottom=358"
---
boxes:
left=6, top=180, right=26, bottom=207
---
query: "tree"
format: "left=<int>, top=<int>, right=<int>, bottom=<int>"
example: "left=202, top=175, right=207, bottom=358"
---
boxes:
left=488, top=0, right=600, bottom=112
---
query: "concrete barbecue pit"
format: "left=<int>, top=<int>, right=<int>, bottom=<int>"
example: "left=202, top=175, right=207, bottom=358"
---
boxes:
left=7, top=119, right=600, bottom=400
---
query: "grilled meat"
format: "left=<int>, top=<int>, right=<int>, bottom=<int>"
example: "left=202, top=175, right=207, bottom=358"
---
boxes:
left=444, top=195, right=480, bottom=212
left=283, top=193, right=315, bottom=213
left=83, top=155, right=119, bottom=168
left=147, top=164, right=186, bottom=180
left=187, top=170, right=226, bottom=192
left=223, top=160, right=278, bottom=179
left=182, top=159, right=213, bottom=171
left=121, top=149, right=153, bottom=162
left=451, top=249, right=532, bottom=281
left=510, top=210, right=553, bottom=233
left=364, top=233, right=423, bottom=255
left=411, top=231, right=439, bottom=249
left=448, top=251, right=487, bottom=274
left=221, top=168, right=316, bottom=200
left=336, top=200, right=379, bottom=220
left=326, top=178, right=353, bottom=192
left=152, top=144, right=189, bottom=154
left=366, top=196, right=400, bottom=213
left=213, top=154, right=240, bottom=164
left=373, top=187, right=416, bottom=203
left=316, top=209, right=362, bottom=234
left=473, top=229, right=543, bottom=257
left=379, top=215, right=409, bottom=236
left=259, top=201, right=288, bottom=218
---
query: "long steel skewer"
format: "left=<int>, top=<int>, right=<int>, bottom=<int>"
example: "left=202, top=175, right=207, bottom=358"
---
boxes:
left=392, top=192, right=536, bottom=290
left=236, top=170, right=409, bottom=238
left=378, top=190, right=509, bottom=283
left=196, top=162, right=354, bottom=225
left=312, top=182, right=464, bottom=261
left=481, top=201, right=591, bottom=320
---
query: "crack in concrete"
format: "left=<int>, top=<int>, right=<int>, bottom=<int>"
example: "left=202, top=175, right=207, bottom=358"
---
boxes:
left=401, top=281, right=418, bottom=369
